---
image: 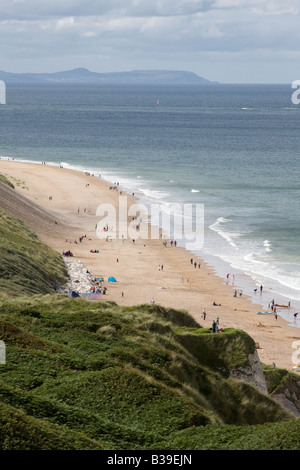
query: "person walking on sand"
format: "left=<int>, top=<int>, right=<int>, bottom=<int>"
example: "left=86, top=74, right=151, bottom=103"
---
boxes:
left=202, top=308, right=206, bottom=320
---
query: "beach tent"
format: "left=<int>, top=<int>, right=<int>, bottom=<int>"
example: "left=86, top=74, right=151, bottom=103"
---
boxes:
left=69, top=291, right=80, bottom=298
left=108, top=276, right=117, bottom=282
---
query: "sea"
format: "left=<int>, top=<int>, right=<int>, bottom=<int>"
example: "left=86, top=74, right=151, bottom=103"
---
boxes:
left=0, top=82, right=299, bottom=326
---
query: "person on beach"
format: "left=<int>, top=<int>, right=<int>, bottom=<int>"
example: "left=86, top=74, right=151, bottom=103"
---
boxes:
left=212, top=320, right=216, bottom=333
left=202, top=308, right=206, bottom=320
left=198, top=262, right=201, bottom=268
left=190, top=258, right=193, bottom=265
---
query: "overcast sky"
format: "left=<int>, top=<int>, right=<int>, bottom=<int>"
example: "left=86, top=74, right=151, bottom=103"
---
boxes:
left=1, top=0, right=300, bottom=83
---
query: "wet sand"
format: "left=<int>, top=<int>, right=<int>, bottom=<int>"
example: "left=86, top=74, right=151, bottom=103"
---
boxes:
left=1, top=159, right=299, bottom=371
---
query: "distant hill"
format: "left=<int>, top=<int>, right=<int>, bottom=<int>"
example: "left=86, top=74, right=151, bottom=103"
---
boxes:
left=0, top=68, right=215, bottom=85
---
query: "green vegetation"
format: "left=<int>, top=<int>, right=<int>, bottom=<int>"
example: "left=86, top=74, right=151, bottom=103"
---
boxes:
left=0, top=209, right=67, bottom=295
left=0, top=208, right=299, bottom=450
left=0, top=295, right=299, bottom=450
left=0, top=173, right=14, bottom=189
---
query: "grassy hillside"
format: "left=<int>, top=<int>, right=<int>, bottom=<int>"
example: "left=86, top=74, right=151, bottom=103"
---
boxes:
left=0, top=206, right=299, bottom=450
left=0, top=208, right=67, bottom=295
left=0, top=294, right=299, bottom=450
left=0, top=174, right=14, bottom=189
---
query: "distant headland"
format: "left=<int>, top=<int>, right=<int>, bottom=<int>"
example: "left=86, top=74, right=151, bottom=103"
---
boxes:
left=0, top=68, right=216, bottom=85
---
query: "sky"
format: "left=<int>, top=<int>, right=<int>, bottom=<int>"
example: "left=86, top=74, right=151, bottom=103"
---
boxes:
left=0, top=0, right=300, bottom=83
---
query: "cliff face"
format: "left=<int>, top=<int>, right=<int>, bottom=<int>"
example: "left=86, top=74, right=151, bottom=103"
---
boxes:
left=274, top=386, right=300, bottom=417
left=230, top=350, right=268, bottom=393
left=263, top=368, right=300, bottom=418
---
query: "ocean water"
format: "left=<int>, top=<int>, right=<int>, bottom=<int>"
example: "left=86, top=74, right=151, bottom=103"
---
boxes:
left=0, top=83, right=299, bottom=324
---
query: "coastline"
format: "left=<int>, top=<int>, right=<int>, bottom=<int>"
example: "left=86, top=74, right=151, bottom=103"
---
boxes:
left=0, top=159, right=299, bottom=370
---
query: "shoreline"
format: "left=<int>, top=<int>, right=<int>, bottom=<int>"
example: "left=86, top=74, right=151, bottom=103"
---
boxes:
left=0, top=159, right=299, bottom=371
left=4, top=156, right=300, bottom=315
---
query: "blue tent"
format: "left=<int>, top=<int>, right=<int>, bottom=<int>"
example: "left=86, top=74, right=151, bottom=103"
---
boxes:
left=69, top=291, right=80, bottom=298
left=108, top=276, right=117, bottom=282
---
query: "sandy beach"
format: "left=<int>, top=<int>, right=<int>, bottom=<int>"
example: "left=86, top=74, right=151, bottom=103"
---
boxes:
left=1, top=159, right=299, bottom=371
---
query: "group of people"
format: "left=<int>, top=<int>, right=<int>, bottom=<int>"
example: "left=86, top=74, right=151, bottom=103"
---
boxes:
left=190, top=258, right=201, bottom=268
left=65, top=235, right=87, bottom=245
left=63, top=250, right=73, bottom=257
left=90, top=285, right=107, bottom=295
left=268, top=299, right=298, bottom=320
left=201, top=302, right=223, bottom=333
left=90, top=277, right=107, bottom=295
left=212, top=317, right=222, bottom=333
left=233, top=289, right=243, bottom=297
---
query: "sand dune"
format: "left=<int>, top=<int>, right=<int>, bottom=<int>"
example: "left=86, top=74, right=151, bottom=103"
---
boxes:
left=0, top=159, right=299, bottom=371
left=0, top=179, right=69, bottom=241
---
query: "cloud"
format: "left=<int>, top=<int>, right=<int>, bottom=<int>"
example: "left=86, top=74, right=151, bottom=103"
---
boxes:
left=0, top=0, right=299, bottom=82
